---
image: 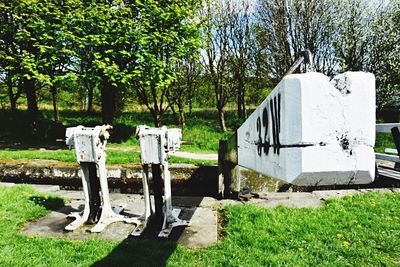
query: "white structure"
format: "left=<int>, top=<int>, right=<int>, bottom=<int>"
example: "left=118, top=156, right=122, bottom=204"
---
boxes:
left=65, top=125, right=139, bottom=232
left=237, top=72, right=376, bottom=186
left=134, top=125, right=190, bottom=238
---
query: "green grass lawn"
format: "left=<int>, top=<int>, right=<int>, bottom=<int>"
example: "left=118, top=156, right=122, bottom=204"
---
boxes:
left=0, top=109, right=235, bottom=153
left=375, top=132, right=397, bottom=153
left=0, top=149, right=217, bottom=165
left=0, top=131, right=393, bottom=166
left=0, top=109, right=396, bottom=166
left=0, top=185, right=399, bottom=266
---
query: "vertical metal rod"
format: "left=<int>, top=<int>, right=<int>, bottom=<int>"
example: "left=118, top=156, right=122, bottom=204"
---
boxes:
left=142, top=164, right=153, bottom=219
left=97, top=158, right=112, bottom=214
left=163, top=161, right=173, bottom=217
left=87, top=162, right=101, bottom=224
left=391, top=127, right=400, bottom=170
left=151, top=163, right=164, bottom=221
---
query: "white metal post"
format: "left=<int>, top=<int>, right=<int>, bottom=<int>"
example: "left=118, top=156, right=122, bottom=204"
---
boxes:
left=133, top=125, right=190, bottom=238
left=131, top=164, right=153, bottom=236
left=65, top=125, right=140, bottom=233
left=158, top=161, right=190, bottom=238
left=65, top=163, right=91, bottom=230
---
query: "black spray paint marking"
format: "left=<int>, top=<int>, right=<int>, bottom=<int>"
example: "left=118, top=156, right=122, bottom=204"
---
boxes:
left=262, top=107, right=269, bottom=155
left=255, top=93, right=315, bottom=156
left=256, top=93, right=281, bottom=155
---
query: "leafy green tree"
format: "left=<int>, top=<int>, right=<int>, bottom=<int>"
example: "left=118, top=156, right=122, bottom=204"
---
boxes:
left=0, top=0, right=76, bottom=123
left=133, top=0, right=201, bottom=127
left=69, top=1, right=142, bottom=124
left=167, top=56, right=201, bottom=128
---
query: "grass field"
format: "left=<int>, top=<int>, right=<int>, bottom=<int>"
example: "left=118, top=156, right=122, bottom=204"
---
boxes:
left=0, top=148, right=217, bottom=165
left=0, top=108, right=396, bottom=166
left=0, top=109, right=235, bottom=153
left=0, top=131, right=393, bottom=166
left=0, top=185, right=399, bottom=266
left=375, top=132, right=397, bottom=153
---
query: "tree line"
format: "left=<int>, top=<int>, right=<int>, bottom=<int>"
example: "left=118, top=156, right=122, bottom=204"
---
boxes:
left=1, top=0, right=399, bottom=131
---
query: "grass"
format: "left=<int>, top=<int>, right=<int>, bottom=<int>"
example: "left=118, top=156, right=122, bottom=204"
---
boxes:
left=0, top=131, right=393, bottom=166
left=0, top=108, right=396, bottom=165
left=0, top=109, right=236, bottom=153
left=0, top=185, right=399, bottom=266
left=0, top=148, right=217, bottom=165
left=375, top=132, right=397, bottom=153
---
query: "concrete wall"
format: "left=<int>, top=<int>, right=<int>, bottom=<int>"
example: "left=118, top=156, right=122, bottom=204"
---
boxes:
left=0, top=159, right=218, bottom=196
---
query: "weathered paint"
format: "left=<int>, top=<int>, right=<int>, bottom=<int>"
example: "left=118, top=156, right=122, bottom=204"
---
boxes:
left=237, top=72, right=376, bottom=186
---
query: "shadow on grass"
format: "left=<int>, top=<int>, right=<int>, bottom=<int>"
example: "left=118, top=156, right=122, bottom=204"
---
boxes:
left=28, top=195, right=65, bottom=211
left=92, top=222, right=186, bottom=266
left=93, top=198, right=203, bottom=266
left=92, top=238, right=179, bottom=266
left=109, top=124, right=136, bottom=143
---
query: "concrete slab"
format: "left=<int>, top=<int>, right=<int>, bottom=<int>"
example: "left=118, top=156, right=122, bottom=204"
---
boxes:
left=8, top=183, right=400, bottom=249
left=358, top=188, right=393, bottom=194
left=20, top=186, right=219, bottom=249
left=177, top=207, right=218, bottom=249
left=217, top=192, right=323, bottom=208
left=312, top=189, right=360, bottom=200
left=21, top=200, right=138, bottom=241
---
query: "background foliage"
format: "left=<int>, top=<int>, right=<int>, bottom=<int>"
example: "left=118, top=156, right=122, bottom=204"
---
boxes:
left=0, top=0, right=399, bottom=133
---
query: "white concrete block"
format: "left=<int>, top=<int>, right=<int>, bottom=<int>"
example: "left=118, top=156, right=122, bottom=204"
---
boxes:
left=237, top=72, right=376, bottom=186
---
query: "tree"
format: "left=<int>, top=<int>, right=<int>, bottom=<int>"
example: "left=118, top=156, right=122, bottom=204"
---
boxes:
left=0, top=0, right=76, bottom=124
left=69, top=0, right=142, bottom=124
left=225, top=0, right=256, bottom=121
left=133, top=0, right=201, bottom=127
left=333, top=0, right=373, bottom=72
left=201, top=0, right=235, bottom=131
left=40, top=0, right=78, bottom=122
left=0, top=0, right=47, bottom=123
left=368, top=1, right=400, bottom=110
left=256, top=0, right=338, bottom=83
left=167, top=56, right=201, bottom=128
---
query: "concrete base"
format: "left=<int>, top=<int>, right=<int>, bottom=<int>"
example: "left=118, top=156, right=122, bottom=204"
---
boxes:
left=14, top=183, right=400, bottom=250
left=0, top=159, right=218, bottom=196
left=20, top=187, right=218, bottom=249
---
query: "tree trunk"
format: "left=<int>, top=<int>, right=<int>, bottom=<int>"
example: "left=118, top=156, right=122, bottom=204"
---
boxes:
left=101, top=81, right=116, bottom=124
left=188, top=92, right=193, bottom=116
left=24, top=77, right=39, bottom=123
left=86, top=82, right=94, bottom=114
left=178, top=105, right=185, bottom=129
left=7, top=79, right=17, bottom=112
left=242, top=95, right=246, bottom=119
left=151, top=112, right=162, bottom=127
left=237, top=76, right=246, bottom=121
left=237, top=89, right=243, bottom=119
left=241, top=78, right=246, bottom=119
left=217, top=107, right=227, bottom=132
left=51, top=85, right=59, bottom=122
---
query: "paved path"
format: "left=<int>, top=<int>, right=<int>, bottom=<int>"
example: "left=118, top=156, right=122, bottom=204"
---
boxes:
left=172, top=151, right=217, bottom=161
